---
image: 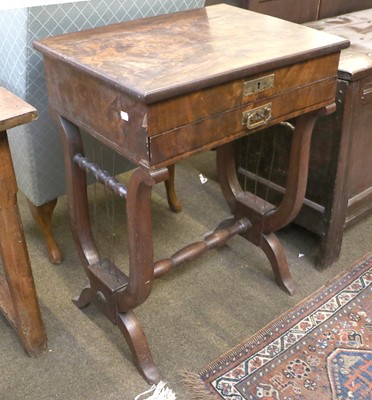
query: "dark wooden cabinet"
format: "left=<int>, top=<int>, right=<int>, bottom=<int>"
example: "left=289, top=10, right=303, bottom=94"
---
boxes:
left=319, top=0, right=372, bottom=18
left=205, top=0, right=318, bottom=22
left=208, top=0, right=372, bottom=22
left=242, top=0, right=319, bottom=22
left=233, top=3, right=372, bottom=267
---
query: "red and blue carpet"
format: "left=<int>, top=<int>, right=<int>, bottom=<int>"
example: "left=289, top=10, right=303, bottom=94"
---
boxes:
left=185, top=252, right=372, bottom=399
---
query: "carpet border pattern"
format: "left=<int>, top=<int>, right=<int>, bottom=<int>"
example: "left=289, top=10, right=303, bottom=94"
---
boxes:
left=197, top=252, right=372, bottom=399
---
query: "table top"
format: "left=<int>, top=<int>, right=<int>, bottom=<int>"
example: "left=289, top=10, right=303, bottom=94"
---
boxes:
left=307, top=9, right=372, bottom=81
left=34, top=4, right=349, bottom=104
left=0, top=87, right=38, bottom=132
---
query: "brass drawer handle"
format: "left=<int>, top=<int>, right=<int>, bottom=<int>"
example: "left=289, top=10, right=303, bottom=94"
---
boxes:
left=242, top=103, right=272, bottom=130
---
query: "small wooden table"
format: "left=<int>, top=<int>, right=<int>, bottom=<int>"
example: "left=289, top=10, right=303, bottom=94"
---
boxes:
left=0, top=87, right=47, bottom=356
left=34, top=5, right=348, bottom=382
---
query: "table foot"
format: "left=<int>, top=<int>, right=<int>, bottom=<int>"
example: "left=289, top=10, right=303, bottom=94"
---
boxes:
left=211, top=214, right=295, bottom=295
left=72, top=286, right=94, bottom=308
left=260, top=233, right=296, bottom=296
left=117, top=311, right=161, bottom=385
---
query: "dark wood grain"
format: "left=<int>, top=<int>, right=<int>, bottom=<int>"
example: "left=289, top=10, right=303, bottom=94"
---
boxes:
left=34, top=4, right=348, bottom=103
left=0, top=88, right=47, bottom=356
left=41, top=51, right=340, bottom=169
left=34, top=4, right=347, bottom=382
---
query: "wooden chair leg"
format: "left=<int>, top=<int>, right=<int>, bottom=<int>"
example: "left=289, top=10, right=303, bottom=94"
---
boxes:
left=27, top=198, right=63, bottom=264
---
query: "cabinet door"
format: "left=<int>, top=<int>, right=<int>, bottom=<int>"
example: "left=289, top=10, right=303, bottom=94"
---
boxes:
left=318, top=0, right=372, bottom=19
left=244, top=0, right=320, bottom=23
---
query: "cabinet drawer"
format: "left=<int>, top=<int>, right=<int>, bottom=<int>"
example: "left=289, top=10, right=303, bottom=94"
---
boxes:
left=149, top=77, right=337, bottom=166
left=147, top=53, right=340, bottom=136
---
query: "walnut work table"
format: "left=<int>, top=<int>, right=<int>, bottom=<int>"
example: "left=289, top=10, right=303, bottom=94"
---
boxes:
left=34, top=5, right=349, bottom=383
left=0, top=87, right=47, bottom=356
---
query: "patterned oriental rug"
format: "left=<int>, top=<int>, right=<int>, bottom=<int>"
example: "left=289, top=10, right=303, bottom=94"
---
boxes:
left=184, top=252, right=372, bottom=399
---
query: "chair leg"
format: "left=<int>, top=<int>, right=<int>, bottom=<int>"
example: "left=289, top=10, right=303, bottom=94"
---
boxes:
left=27, top=198, right=63, bottom=264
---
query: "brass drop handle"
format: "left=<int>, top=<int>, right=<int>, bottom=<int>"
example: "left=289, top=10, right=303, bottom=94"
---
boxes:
left=242, top=103, right=272, bottom=130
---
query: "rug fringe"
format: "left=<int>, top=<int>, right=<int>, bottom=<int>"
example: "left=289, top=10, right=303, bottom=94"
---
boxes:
left=180, top=370, right=218, bottom=400
left=134, top=381, right=177, bottom=400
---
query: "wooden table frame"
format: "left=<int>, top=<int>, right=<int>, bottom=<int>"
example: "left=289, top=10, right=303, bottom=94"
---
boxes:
left=52, top=104, right=334, bottom=383
left=0, top=87, right=47, bottom=356
left=34, top=5, right=349, bottom=383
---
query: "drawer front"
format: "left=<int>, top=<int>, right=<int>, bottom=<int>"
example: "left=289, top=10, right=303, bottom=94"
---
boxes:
left=147, top=53, right=340, bottom=136
left=149, top=78, right=337, bottom=167
left=43, top=53, right=339, bottom=168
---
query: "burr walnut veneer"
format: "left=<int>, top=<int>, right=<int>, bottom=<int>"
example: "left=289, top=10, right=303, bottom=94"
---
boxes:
left=34, top=5, right=348, bottom=383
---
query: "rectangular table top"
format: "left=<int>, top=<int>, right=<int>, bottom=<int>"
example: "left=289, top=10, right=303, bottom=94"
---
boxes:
left=34, top=4, right=349, bottom=104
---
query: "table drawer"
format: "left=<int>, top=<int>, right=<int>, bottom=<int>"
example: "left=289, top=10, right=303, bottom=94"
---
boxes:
left=147, top=53, right=340, bottom=136
left=148, top=77, right=337, bottom=166
left=44, top=53, right=338, bottom=168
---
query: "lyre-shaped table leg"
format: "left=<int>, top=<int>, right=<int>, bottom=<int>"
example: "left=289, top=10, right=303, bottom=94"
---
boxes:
left=55, top=114, right=166, bottom=384
left=217, top=108, right=331, bottom=295
left=55, top=114, right=100, bottom=269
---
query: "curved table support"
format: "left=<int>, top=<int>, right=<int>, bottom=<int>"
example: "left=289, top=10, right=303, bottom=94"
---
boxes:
left=117, top=311, right=161, bottom=385
left=55, top=115, right=100, bottom=269
left=54, top=102, right=334, bottom=382
left=263, top=111, right=322, bottom=232
left=118, top=167, right=169, bottom=312
left=261, top=233, right=296, bottom=296
left=55, top=115, right=168, bottom=383
left=165, top=164, right=182, bottom=213
left=217, top=107, right=332, bottom=295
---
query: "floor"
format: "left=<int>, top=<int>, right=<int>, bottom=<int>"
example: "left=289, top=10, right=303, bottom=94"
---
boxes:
left=0, top=152, right=371, bottom=399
